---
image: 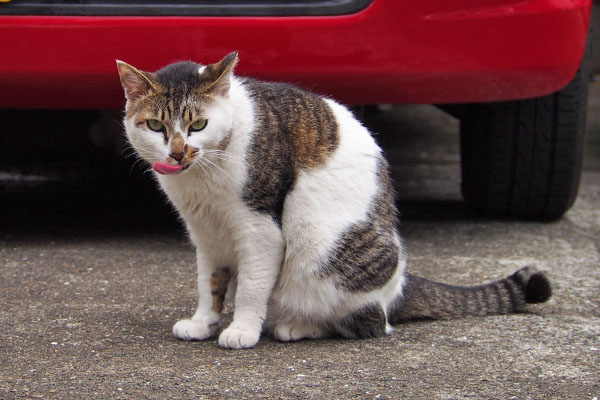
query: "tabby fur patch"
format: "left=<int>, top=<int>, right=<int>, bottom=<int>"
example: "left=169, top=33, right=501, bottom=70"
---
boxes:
left=241, top=79, right=339, bottom=225
left=319, top=157, right=399, bottom=292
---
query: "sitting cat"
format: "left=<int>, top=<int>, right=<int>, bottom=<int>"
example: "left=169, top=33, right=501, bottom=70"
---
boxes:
left=117, top=52, right=551, bottom=349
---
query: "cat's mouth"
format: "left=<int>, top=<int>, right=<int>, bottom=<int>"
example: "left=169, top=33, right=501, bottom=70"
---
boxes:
left=153, top=161, right=189, bottom=175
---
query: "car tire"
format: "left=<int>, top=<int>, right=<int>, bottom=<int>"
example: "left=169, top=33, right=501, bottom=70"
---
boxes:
left=458, top=66, right=589, bottom=220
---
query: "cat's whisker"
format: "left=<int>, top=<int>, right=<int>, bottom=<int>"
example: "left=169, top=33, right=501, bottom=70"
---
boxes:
left=195, top=157, right=221, bottom=183
left=121, top=150, right=135, bottom=160
left=202, top=157, right=236, bottom=183
left=200, top=158, right=223, bottom=178
left=123, top=143, right=156, bottom=176
left=203, top=152, right=245, bottom=170
left=134, top=145, right=157, bottom=160
left=119, top=142, right=143, bottom=160
left=193, top=157, right=212, bottom=176
left=195, top=159, right=209, bottom=177
left=130, top=157, right=151, bottom=176
left=140, top=165, right=154, bottom=177
left=203, top=154, right=230, bottom=167
left=199, top=156, right=233, bottom=191
left=115, top=116, right=126, bottom=130
left=204, top=150, right=245, bottom=165
left=194, top=158, right=227, bottom=191
left=209, top=149, right=245, bottom=162
left=198, top=162, right=209, bottom=180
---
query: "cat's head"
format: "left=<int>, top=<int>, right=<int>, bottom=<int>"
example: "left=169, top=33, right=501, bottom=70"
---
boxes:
left=116, top=52, right=238, bottom=175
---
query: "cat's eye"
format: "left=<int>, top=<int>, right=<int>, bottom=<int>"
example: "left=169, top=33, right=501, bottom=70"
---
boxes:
left=147, top=119, right=165, bottom=132
left=189, top=119, right=208, bottom=133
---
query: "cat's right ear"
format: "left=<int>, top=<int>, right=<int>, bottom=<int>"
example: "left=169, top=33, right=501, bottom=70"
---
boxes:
left=116, top=60, right=158, bottom=102
left=200, top=51, right=239, bottom=97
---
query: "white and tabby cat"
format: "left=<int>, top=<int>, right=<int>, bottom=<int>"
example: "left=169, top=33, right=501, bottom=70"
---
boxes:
left=117, top=52, right=551, bottom=349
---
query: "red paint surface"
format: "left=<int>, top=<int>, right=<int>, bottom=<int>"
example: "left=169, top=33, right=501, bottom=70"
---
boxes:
left=0, top=0, right=591, bottom=108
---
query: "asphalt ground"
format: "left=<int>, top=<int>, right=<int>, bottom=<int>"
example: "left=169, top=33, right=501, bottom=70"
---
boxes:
left=0, top=84, right=599, bottom=399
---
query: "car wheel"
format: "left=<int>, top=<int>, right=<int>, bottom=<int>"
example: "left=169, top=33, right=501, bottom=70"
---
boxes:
left=458, top=66, right=589, bottom=220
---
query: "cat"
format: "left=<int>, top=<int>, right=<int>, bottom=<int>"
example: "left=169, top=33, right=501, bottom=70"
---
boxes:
left=116, top=52, right=552, bottom=349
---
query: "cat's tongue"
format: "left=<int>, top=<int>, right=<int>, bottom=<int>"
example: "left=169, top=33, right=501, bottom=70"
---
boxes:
left=153, top=161, right=183, bottom=175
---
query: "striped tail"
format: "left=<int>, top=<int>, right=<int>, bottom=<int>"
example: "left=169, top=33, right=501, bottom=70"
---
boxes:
left=388, top=266, right=551, bottom=323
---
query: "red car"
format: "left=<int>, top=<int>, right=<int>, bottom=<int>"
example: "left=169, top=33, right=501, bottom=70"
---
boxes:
left=0, top=0, right=594, bottom=219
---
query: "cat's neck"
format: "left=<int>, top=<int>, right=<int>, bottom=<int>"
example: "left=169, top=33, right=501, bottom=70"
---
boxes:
left=228, top=76, right=255, bottom=139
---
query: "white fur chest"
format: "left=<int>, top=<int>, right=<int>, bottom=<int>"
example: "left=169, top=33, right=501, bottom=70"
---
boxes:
left=157, top=170, right=242, bottom=267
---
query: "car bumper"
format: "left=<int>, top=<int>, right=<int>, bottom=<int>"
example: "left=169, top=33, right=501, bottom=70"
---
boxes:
left=0, top=0, right=592, bottom=108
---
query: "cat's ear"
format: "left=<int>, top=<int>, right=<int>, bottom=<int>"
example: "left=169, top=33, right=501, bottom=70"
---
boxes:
left=200, top=51, right=239, bottom=97
left=116, top=60, right=158, bottom=102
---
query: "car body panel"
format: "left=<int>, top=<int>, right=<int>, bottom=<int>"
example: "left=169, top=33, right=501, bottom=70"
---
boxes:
left=0, top=0, right=592, bottom=108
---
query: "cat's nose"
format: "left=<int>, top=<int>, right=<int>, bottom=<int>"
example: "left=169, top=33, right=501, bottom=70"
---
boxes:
left=170, top=150, right=185, bottom=162
left=170, top=136, right=186, bottom=162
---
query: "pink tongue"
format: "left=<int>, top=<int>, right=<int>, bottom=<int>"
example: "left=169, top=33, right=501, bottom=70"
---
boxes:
left=153, top=161, right=183, bottom=175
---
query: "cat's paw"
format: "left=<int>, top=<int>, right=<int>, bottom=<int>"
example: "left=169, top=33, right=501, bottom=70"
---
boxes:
left=172, top=319, right=214, bottom=341
left=218, top=326, right=260, bottom=349
left=273, top=323, right=328, bottom=342
left=273, top=324, right=304, bottom=342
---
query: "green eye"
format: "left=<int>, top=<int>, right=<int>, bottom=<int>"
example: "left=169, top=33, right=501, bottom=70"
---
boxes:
left=189, top=119, right=208, bottom=133
left=147, top=119, right=164, bottom=132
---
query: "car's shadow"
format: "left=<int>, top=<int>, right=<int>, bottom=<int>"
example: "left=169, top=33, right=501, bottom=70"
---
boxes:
left=0, top=105, right=486, bottom=237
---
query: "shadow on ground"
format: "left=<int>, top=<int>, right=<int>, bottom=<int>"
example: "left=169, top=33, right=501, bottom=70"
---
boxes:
left=0, top=103, right=469, bottom=234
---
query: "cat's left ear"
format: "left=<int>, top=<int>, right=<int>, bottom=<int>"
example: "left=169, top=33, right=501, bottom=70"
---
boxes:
left=116, top=60, right=159, bottom=102
left=201, top=51, right=239, bottom=97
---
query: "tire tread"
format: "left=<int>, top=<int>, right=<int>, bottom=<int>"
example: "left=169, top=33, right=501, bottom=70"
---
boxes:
left=459, top=68, right=587, bottom=220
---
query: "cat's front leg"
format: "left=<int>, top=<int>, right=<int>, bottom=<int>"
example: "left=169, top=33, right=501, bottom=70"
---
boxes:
left=218, top=221, right=284, bottom=349
left=173, top=252, right=226, bottom=341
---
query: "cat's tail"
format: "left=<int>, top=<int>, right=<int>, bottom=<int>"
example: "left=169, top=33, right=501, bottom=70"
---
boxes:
left=388, top=266, right=551, bottom=323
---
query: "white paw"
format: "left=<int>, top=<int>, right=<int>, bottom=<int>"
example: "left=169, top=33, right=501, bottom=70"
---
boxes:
left=273, top=323, right=327, bottom=342
left=273, top=324, right=300, bottom=342
left=172, top=319, right=213, bottom=341
left=218, top=326, right=260, bottom=349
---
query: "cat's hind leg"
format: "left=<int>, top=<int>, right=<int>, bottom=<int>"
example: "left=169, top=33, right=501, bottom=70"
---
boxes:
left=334, top=303, right=390, bottom=339
left=272, top=304, right=390, bottom=341
left=273, top=321, right=331, bottom=342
